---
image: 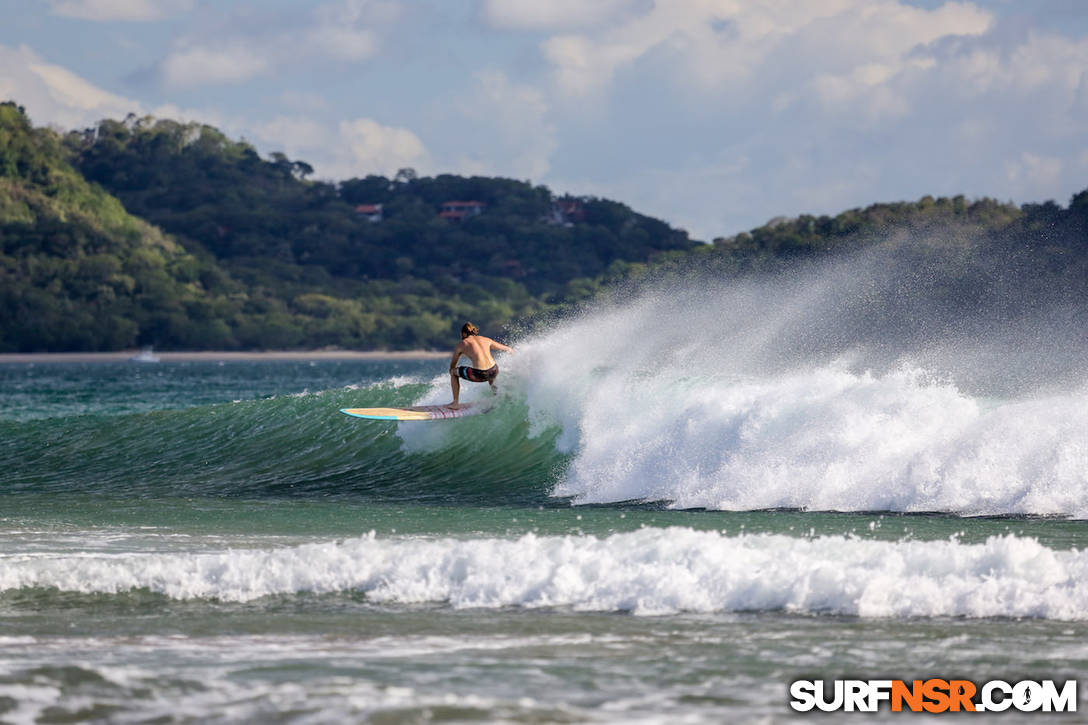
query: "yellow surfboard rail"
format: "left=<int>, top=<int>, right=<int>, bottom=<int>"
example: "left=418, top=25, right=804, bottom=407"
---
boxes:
left=340, top=404, right=482, bottom=421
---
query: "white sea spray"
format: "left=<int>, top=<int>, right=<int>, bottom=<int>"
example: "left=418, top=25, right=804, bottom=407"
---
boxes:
left=462, top=255, right=1088, bottom=515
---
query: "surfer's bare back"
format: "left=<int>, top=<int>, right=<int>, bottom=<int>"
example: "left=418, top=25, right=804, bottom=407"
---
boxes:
left=448, top=322, right=514, bottom=407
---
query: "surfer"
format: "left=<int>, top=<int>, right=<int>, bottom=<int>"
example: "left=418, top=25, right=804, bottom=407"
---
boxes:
left=449, top=322, right=514, bottom=407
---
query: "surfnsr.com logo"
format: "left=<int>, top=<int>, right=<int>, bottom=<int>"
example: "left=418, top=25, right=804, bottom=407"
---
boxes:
left=789, top=679, right=1078, bottom=713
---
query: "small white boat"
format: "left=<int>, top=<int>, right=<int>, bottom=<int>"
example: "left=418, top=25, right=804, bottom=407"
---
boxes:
left=129, top=347, right=160, bottom=363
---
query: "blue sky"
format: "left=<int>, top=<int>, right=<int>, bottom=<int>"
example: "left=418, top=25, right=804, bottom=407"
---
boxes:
left=1, top=0, right=1086, bottom=240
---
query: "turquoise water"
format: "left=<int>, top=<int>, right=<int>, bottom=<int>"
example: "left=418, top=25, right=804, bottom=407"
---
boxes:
left=3, top=358, right=1088, bottom=723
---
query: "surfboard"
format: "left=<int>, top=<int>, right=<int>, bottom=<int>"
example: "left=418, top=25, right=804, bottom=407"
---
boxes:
left=340, top=403, right=486, bottom=421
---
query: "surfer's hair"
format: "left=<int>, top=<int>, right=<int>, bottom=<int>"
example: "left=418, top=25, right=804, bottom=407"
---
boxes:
left=461, top=322, right=479, bottom=337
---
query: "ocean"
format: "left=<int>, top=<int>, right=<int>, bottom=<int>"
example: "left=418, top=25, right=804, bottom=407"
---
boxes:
left=3, top=273, right=1088, bottom=723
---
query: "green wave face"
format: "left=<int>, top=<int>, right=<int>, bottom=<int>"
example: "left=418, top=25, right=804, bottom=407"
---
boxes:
left=1, top=381, right=567, bottom=505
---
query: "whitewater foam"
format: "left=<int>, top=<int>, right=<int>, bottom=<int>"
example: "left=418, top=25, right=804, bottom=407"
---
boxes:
left=546, top=364, right=1088, bottom=515
left=3, top=528, right=1087, bottom=619
left=485, top=271, right=1088, bottom=516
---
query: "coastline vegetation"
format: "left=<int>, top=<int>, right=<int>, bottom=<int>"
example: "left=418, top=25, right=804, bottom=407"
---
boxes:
left=2, top=100, right=1086, bottom=352
left=0, top=102, right=693, bottom=351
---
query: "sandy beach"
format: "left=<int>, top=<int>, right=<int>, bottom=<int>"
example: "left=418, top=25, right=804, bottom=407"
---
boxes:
left=0, top=350, right=447, bottom=363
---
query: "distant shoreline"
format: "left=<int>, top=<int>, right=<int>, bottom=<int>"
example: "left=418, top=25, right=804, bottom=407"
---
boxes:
left=0, top=350, right=447, bottom=363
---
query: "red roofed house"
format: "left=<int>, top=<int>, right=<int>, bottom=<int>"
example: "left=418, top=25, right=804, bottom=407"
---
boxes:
left=439, top=201, right=486, bottom=221
left=355, top=204, right=383, bottom=223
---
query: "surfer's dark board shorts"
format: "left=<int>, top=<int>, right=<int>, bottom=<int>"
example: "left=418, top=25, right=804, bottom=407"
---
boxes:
left=457, top=364, right=498, bottom=383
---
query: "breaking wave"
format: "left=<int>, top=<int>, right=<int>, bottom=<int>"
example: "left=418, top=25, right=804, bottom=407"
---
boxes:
left=4, top=528, right=1087, bottom=619
left=6, top=248, right=1088, bottom=516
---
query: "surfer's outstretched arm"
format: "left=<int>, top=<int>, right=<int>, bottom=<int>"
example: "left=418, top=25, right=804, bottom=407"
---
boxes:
left=490, top=339, right=514, bottom=353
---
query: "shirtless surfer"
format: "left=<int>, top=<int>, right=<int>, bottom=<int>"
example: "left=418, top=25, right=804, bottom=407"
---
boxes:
left=448, top=322, right=514, bottom=408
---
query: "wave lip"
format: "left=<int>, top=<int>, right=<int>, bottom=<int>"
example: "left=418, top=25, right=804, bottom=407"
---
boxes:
left=3, top=528, right=1086, bottom=619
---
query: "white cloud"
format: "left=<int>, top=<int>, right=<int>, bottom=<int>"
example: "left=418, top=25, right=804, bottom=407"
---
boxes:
left=253, top=71, right=558, bottom=184
left=542, top=35, right=625, bottom=97
left=161, top=44, right=271, bottom=87
left=338, top=118, right=429, bottom=177
left=316, top=0, right=401, bottom=27
left=47, top=0, right=193, bottom=22
left=249, top=116, right=430, bottom=180
left=305, top=26, right=377, bottom=62
left=481, top=0, right=634, bottom=30
left=808, top=64, right=912, bottom=123
left=0, top=42, right=236, bottom=141
left=935, top=30, right=1088, bottom=98
left=28, top=58, right=133, bottom=113
left=1006, top=152, right=1064, bottom=189
left=541, top=0, right=992, bottom=98
left=448, top=70, right=557, bottom=179
left=0, top=43, right=138, bottom=128
left=541, top=13, right=1087, bottom=237
left=518, top=0, right=1088, bottom=236
left=252, top=117, right=330, bottom=152
left=148, top=103, right=229, bottom=131
left=0, top=40, right=420, bottom=183
left=156, top=1, right=392, bottom=88
left=308, top=0, right=394, bottom=61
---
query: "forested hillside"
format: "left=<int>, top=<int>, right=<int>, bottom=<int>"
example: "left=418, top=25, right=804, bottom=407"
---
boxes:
left=3, top=102, right=1086, bottom=352
left=717, top=188, right=1088, bottom=307
left=0, top=102, right=242, bottom=350
left=70, top=117, right=692, bottom=296
left=0, top=104, right=694, bottom=351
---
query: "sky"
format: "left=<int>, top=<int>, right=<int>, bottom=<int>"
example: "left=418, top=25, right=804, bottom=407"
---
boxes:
left=1, top=0, right=1087, bottom=241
